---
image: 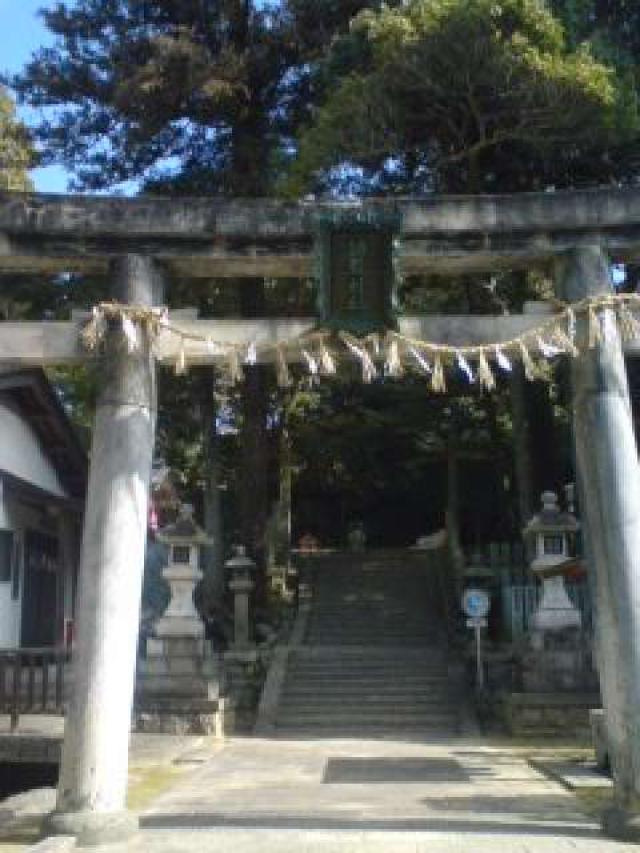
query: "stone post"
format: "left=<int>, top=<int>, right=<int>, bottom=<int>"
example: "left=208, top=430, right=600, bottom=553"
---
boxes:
left=227, top=547, right=256, bottom=649
left=557, top=246, right=640, bottom=839
left=46, top=255, right=164, bottom=845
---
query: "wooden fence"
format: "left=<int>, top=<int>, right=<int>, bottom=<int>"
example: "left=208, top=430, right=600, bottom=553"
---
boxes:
left=0, top=648, right=70, bottom=731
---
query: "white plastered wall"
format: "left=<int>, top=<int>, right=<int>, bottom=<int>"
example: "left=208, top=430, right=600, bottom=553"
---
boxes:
left=0, top=401, right=68, bottom=498
left=0, top=400, right=72, bottom=647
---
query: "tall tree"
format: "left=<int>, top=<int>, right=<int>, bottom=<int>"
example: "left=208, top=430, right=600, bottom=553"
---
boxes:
left=287, top=0, right=638, bottom=195
left=9, top=0, right=385, bottom=193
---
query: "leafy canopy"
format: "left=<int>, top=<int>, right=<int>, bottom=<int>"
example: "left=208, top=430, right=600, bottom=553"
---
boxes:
left=0, top=86, right=34, bottom=191
left=9, top=0, right=386, bottom=194
left=289, top=0, right=638, bottom=195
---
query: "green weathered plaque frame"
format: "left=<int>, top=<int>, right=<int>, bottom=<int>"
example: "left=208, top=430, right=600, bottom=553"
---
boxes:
left=313, top=208, right=401, bottom=335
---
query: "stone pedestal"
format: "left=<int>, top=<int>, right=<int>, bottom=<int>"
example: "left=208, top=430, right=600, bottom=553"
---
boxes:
left=524, top=576, right=591, bottom=692
left=223, top=648, right=262, bottom=732
left=135, top=636, right=225, bottom=735
left=522, top=626, right=596, bottom=693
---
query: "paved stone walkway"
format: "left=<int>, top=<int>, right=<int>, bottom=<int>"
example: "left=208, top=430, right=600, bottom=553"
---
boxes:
left=125, top=734, right=629, bottom=852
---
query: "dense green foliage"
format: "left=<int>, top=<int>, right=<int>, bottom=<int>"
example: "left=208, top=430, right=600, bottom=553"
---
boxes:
left=289, top=0, right=638, bottom=195
left=0, top=86, right=34, bottom=191
left=9, top=0, right=388, bottom=193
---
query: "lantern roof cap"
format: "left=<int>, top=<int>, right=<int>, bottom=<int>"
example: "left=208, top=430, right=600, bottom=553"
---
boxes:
left=225, top=545, right=256, bottom=571
left=157, top=504, right=213, bottom=545
left=524, top=491, right=579, bottom=536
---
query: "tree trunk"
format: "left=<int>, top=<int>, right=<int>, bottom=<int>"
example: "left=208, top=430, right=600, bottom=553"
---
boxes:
left=509, top=364, right=535, bottom=527
left=445, top=434, right=465, bottom=582
left=277, top=424, right=293, bottom=571
left=239, top=280, right=270, bottom=604
left=197, top=367, right=225, bottom=605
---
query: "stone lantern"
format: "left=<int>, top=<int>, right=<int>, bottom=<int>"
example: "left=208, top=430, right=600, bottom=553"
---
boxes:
left=154, top=504, right=211, bottom=639
left=520, top=490, right=593, bottom=694
left=524, top=491, right=581, bottom=634
left=135, top=505, right=229, bottom=735
left=226, top=546, right=256, bottom=650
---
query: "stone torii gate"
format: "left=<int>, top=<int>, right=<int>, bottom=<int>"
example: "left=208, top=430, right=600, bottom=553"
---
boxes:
left=2, top=187, right=640, bottom=842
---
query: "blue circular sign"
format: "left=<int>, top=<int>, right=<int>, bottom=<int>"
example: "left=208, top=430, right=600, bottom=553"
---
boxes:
left=462, top=588, right=490, bottom=619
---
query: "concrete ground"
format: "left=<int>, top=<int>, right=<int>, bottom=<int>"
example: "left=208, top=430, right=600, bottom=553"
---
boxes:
left=130, top=733, right=628, bottom=852
left=0, top=727, right=632, bottom=852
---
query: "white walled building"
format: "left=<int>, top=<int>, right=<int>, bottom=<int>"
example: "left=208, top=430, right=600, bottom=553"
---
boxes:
left=0, top=370, right=86, bottom=648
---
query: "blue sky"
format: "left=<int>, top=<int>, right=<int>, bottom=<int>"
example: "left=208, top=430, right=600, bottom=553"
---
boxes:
left=0, top=0, right=68, bottom=192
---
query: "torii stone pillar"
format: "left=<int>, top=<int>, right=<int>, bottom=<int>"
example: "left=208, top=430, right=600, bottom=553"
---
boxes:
left=557, top=246, right=640, bottom=840
left=46, top=255, right=165, bottom=845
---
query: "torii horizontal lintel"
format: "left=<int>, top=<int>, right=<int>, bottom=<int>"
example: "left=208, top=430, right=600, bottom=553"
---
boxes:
left=2, top=186, right=640, bottom=238
left=2, top=186, right=640, bottom=278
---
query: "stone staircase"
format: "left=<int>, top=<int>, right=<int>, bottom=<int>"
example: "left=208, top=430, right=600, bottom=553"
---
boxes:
left=257, top=549, right=469, bottom=737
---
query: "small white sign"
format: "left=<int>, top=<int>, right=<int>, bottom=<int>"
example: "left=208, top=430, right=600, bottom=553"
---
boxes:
left=466, top=617, right=488, bottom=629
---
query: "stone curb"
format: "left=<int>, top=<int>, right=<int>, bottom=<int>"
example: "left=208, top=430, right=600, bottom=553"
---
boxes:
left=26, top=836, right=76, bottom=852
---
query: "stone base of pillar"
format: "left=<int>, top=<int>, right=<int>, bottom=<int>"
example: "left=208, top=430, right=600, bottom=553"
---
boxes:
left=602, top=804, right=640, bottom=842
left=134, top=636, right=228, bottom=736
left=42, top=808, right=138, bottom=846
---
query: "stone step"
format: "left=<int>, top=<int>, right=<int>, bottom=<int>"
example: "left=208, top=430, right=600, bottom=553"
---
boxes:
left=307, top=625, right=435, bottom=630
left=286, top=667, right=448, bottom=678
left=284, top=673, right=448, bottom=683
left=308, top=613, right=432, bottom=620
left=284, top=678, right=449, bottom=689
left=281, top=687, right=451, bottom=700
left=303, top=637, right=435, bottom=644
left=282, top=683, right=450, bottom=702
left=280, top=701, right=456, bottom=712
left=307, top=621, right=437, bottom=640
left=282, top=677, right=450, bottom=689
left=274, top=727, right=460, bottom=738
left=290, top=656, right=446, bottom=663
left=288, top=664, right=446, bottom=671
left=308, top=618, right=435, bottom=637
left=261, top=551, right=462, bottom=737
left=275, top=716, right=460, bottom=738
left=276, top=712, right=458, bottom=732
left=290, top=647, right=446, bottom=656
left=305, top=624, right=436, bottom=631
left=308, top=612, right=432, bottom=619
left=288, top=656, right=447, bottom=664
left=284, top=671, right=449, bottom=685
left=296, top=645, right=444, bottom=653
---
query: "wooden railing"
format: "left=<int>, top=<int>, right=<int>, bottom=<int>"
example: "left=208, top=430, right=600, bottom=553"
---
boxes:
left=0, top=648, right=70, bottom=731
